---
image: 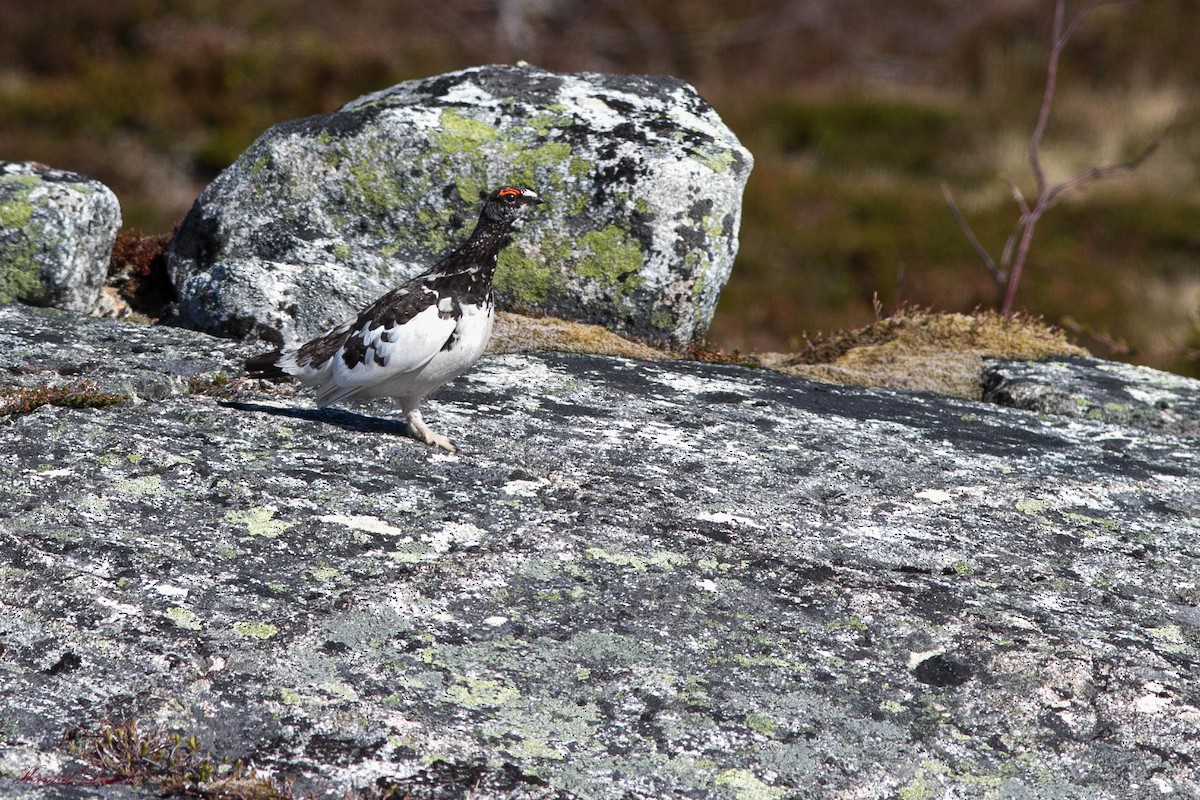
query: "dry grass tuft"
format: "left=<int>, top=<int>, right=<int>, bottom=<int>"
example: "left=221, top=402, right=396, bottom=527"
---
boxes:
left=759, top=307, right=1086, bottom=399
left=488, top=311, right=668, bottom=362
left=65, top=720, right=295, bottom=799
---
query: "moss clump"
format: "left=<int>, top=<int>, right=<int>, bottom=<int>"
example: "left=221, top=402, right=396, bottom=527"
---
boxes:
left=759, top=308, right=1086, bottom=399
left=488, top=310, right=666, bottom=361
left=187, top=372, right=233, bottom=396
left=68, top=720, right=291, bottom=799
left=0, top=381, right=129, bottom=417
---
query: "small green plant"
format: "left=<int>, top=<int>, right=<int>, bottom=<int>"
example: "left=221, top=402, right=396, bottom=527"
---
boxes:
left=942, top=0, right=1161, bottom=314
left=0, top=381, right=128, bottom=416
left=187, top=372, right=234, bottom=396
left=67, top=719, right=295, bottom=799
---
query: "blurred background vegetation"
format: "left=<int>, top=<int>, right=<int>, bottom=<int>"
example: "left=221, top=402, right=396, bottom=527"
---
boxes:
left=1, top=0, right=1198, bottom=373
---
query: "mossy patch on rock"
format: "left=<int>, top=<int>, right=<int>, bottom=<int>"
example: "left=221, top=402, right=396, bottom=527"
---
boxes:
left=760, top=308, right=1087, bottom=399
left=487, top=311, right=666, bottom=361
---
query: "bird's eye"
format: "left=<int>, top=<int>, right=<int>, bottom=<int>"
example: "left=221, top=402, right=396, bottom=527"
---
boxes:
left=498, top=188, right=521, bottom=201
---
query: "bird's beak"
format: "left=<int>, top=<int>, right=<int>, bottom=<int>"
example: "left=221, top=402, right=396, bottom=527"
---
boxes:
left=522, top=189, right=544, bottom=205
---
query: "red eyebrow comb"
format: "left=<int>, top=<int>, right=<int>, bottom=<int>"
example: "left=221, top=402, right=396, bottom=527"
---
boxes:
left=498, top=187, right=521, bottom=198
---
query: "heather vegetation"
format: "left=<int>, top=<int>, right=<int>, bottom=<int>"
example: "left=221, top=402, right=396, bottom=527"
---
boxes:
left=1, top=0, right=1197, bottom=373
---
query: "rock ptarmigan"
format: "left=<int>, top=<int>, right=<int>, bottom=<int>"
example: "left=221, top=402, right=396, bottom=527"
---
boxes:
left=244, top=186, right=544, bottom=452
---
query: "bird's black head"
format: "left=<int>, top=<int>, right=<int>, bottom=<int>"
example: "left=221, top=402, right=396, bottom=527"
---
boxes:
left=481, top=186, right=544, bottom=226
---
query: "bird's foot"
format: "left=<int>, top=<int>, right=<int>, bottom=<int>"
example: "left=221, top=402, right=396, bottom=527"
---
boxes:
left=405, top=409, right=457, bottom=453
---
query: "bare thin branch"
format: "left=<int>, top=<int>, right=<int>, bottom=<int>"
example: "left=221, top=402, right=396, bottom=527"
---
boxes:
left=941, top=183, right=1004, bottom=284
left=1001, top=217, right=1041, bottom=314
left=1061, top=0, right=1136, bottom=46
left=1043, top=137, right=1162, bottom=210
left=947, top=0, right=1155, bottom=314
left=1008, top=179, right=1030, bottom=218
left=999, top=229, right=1021, bottom=274
left=1028, top=0, right=1066, bottom=198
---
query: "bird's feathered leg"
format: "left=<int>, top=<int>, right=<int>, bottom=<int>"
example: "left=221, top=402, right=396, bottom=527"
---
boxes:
left=403, top=405, right=455, bottom=452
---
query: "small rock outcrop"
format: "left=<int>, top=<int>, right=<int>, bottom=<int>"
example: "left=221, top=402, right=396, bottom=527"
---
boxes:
left=984, top=355, right=1200, bottom=435
left=2, top=303, right=1200, bottom=799
left=166, top=64, right=753, bottom=348
left=0, top=162, right=121, bottom=313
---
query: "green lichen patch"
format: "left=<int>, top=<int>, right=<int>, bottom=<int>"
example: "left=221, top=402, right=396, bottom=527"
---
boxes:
left=575, top=227, right=645, bottom=299
left=165, top=606, right=203, bottom=631
left=445, top=675, right=521, bottom=709
left=226, top=507, right=294, bottom=539
left=494, top=245, right=566, bottom=307
left=432, top=108, right=500, bottom=154
left=233, top=621, right=279, bottom=640
left=0, top=242, right=48, bottom=305
left=714, top=767, right=788, bottom=800
left=691, top=145, right=736, bottom=173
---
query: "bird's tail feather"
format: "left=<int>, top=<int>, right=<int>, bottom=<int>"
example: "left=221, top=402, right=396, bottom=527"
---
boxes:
left=244, top=350, right=289, bottom=380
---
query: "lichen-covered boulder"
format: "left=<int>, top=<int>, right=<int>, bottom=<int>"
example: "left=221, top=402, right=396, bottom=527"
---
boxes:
left=0, top=162, right=121, bottom=312
left=166, top=63, right=753, bottom=347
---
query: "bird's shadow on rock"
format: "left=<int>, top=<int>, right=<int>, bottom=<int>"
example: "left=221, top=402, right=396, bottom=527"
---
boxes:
left=220, top=401, right=411, bottom=437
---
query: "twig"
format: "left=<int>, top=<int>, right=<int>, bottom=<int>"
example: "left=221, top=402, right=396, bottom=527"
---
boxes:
left=941, top=183, right=1004, bottom=284
left=943, top=0, right=1158, bottom=315
left=1042, top=137, right=1161, bottom=211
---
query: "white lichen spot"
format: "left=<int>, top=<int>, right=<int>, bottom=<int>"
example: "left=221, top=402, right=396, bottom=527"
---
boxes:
left=319, top=514, right=409, bottom=537
left=695, top=579, right=719, bottom=593
left=914, top=489, right=953, bottom=504
left=483, top=615, right=508, bottom=627
left=426, top=521, right=487, bottom=553
left=502, top=478, right=546, bottom=497
left=30, top=467, right=73, bottom=479
left=907, top=649, right=945, bottom=671
left=1136, top=692, right=1172, bottom=714
left=697, top=511, right=763, bottom=528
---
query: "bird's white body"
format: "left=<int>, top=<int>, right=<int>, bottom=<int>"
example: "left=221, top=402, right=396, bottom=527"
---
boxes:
left=278, top=300, right=494, bottom=409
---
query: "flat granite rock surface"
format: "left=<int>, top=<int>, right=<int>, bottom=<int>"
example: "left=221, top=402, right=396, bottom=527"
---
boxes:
left=1, top=304, right=1199, bottom=799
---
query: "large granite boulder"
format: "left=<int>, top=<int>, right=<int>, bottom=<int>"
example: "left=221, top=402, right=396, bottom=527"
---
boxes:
left=166, top=64, right=752, bottom=348
left=2, top=303, right=1200, bottom=799
left=0, top=162, right=121, bottom=312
